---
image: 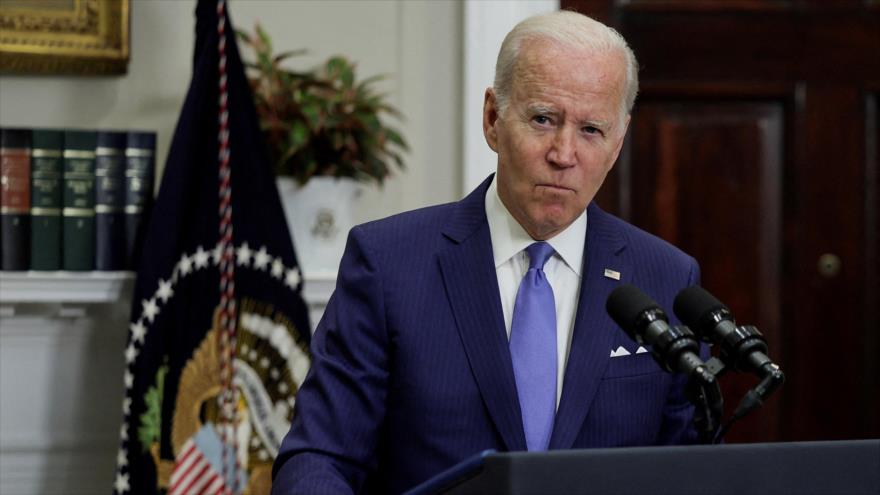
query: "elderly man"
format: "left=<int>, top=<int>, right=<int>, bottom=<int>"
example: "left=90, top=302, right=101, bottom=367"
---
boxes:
left=273, top=10, right=701, bottom=494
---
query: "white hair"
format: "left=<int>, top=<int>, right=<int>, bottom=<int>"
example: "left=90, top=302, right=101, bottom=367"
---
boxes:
left=493, top=10, right=639, bottom=120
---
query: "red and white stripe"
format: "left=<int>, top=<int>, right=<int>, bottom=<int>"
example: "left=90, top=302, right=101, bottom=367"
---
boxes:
left=168, top=439, right=227, bottom=495
left=215, top=0, right=240, bottom=493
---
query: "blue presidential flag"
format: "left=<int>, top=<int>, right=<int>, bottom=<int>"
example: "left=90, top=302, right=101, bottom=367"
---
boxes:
left=113, top=1, right=311, bottom=493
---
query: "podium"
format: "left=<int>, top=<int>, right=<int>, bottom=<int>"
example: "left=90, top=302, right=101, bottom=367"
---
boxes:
left=405, top=440, right=880, bottom=495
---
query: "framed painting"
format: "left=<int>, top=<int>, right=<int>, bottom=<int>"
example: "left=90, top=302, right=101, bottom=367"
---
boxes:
left=0, top=0, right=129, bottom=75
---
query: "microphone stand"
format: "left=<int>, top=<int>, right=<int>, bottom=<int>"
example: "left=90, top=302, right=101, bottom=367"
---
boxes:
left=684, top=355, right=725, bottom=445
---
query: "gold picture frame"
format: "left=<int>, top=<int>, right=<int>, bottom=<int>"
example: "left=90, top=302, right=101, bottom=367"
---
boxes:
left=0, top=0, right=129, bottom=75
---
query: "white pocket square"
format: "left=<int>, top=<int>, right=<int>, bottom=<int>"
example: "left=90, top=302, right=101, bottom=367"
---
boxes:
left=610, top=346, right=631, bottom=357
left=610, top=345, right=649, bottom=357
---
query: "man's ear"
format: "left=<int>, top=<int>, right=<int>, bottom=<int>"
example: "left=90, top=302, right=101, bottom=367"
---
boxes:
left=483, top=88, right=499, bottom=152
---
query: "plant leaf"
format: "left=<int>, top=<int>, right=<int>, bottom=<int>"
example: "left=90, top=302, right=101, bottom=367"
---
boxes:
left=256, top=24, right=273, bottom=53
left=273, top=49, right=308, bottom=64
left=384, top=127, right=408, bottom=150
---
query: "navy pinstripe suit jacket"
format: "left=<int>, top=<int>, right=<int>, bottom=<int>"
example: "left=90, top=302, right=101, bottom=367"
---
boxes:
left=272, top=175, right=702, bottom=494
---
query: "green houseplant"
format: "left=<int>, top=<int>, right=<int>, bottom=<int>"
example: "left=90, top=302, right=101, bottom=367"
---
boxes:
left=238, top=24, right=408, bottom=185
left=237, top=24, right=409, bottom=276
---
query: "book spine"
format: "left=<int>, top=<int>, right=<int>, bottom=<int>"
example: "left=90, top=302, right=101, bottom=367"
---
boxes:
left=62, top=131, right=97, bottom=271
left=95, top=131, right=127, bottom=271
left=125, top=131, right=157, bottom=270
left=1, top=128, right=32, bottom=271
left=30, top=130, right=64, bottom=270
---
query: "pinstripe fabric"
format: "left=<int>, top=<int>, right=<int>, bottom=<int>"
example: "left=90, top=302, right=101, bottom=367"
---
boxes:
left=272, top=175, right=703, bottom=494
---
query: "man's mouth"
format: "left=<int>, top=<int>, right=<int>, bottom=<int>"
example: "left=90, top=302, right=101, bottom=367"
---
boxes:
left=537, top=183, right=574, bottom=193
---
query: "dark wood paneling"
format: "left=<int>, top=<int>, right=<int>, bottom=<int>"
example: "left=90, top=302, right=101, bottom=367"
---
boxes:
left=784, top=85, right=867, bottom=440
left=619, top=0, right=795, bottom=14
left=617, top=12, right=880, bottom=83
left=864, top=92, right=879, bottom=437
left=565, top=0, right=880, bottom=442
left=620, top=0, right=870, bottom=13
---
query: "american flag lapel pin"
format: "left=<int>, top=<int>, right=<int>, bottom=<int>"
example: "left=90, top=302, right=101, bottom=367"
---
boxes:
left=603, top=268, right=621, bottom=280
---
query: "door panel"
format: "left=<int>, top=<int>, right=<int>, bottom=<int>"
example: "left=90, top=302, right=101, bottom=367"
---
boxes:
left=630, top=101, right=784, bottom=440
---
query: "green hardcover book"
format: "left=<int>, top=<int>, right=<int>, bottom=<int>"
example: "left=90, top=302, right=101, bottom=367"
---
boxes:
left=62, top=130, right=97, bottom=271
left=30, top=129, right=64, bottom=270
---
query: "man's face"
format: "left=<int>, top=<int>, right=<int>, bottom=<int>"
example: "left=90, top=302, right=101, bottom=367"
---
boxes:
left=483, top=39, right=630, bottom=240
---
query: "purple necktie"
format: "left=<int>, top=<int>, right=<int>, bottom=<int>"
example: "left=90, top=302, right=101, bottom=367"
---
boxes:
left=509, top=241, right=557, bottom=451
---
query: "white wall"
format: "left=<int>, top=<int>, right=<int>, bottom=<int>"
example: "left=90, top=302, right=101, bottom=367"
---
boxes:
left=0, top=0, right=463, bottom=224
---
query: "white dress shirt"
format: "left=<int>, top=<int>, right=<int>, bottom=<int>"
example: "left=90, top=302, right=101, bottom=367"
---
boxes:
left=484, top=177, right=586, bottom=408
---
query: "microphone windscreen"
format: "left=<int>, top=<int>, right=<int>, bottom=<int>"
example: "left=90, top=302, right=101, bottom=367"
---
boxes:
left=606, top=284, right=662, bottom=337
left=673, top=286, right=728, bottom=328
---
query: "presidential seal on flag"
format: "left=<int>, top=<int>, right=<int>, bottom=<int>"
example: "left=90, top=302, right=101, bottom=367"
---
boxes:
left=128, top=246, right=310, bottom=494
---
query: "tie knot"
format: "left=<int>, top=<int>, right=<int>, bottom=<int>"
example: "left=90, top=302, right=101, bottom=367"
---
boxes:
left=525, top=242, right=554, bottom=270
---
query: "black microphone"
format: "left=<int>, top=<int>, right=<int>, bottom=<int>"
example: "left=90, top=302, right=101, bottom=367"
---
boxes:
left=673, top=286, right=781, bottom=379
left=606, top=285, right=708, bottom=378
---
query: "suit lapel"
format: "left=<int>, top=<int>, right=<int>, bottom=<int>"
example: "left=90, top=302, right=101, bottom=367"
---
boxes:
left=549, top=203, right=630, bottom=449
left=437, top=176, right=527, bottom=452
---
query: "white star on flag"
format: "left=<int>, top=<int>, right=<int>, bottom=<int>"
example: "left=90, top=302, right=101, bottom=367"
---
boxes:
left=178, top=253, right=193, bottom=275
left=236, top=242, right=253, bottom=267
left=130, top=321, right=147, bottom=343
left=120, top=424, right=129, bottom=441
left=122, top=397, right=131, bottom=415
left=193, top=246, right=211, bottom=269
left=285, top=267, right=301, bottom=289
left=156, top=279, right=173, bottom=303
left=271, top=259, right=285, bottom=279
left=253, top=246, right=271, bottom=270
left=124, top=371, right=133, bottom=389
left=142, top=298, right=160, bottom=323
left=114, top=472, right=130, bottom=493
left=117, top=447, right=128, bottom=467
left=124, top=344, right=138, bottom=364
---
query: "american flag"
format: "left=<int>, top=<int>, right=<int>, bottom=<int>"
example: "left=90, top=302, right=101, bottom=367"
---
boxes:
left=168, top=424, right=236, bottom=495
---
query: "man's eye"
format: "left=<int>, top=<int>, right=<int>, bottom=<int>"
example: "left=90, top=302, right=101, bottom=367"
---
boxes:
left=583, top=126, right=601, bottom=135
left=533, top=115, right=551, bottom=125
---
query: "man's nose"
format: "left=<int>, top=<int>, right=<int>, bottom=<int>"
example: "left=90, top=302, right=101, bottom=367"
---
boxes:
left=547, top=127, right=577, bottom=168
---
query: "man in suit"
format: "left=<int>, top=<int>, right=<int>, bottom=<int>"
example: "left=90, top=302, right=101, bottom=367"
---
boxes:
left=273, top=10, right=701, bottom=494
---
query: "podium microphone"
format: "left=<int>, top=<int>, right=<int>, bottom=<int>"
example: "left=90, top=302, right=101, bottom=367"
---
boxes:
left=606, top=285, right=709, bottom=379
left=673, top=286, right=783, bottom=379
left=673, top=286, right=785, bottom=439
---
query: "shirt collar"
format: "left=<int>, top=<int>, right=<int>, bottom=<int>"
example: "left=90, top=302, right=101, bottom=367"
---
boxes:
left=485, top=176, right=587, bottom=276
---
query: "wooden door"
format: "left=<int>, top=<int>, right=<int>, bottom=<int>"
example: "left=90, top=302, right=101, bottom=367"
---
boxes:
left=564, top=0, right=880, bottom=443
